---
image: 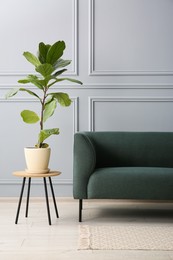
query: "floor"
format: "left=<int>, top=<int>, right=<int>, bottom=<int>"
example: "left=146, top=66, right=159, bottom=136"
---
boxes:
left=0, top=198, right=173, bottom=260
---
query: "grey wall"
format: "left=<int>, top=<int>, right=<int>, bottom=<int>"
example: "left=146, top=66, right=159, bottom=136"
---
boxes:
left=0, top=0, right=173, bottom=196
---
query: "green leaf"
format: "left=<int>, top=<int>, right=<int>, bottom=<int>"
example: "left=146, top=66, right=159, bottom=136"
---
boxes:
left=59, top=77, right=83, bottom=85
left=53, top=69, right=67, bottom=77
left=23, top=52, right=41, bottom=67
left=43, top=99, right=57, bottom=122
left=27, top=75, right=44, bottom=89
left=35, top=63, right=54, bottom=77
left=54, top=59, right=71, bottom=69
left=35, top=143, right=49, bottom=148
left=38, top=42, right=51, bottom=63
left=19, top=88, right=41, bottom=100
left=21, top=110, right=40, bottom=124
left=5, top=88, right=19, bottom=99
left=38, top=128, right=59, bottom=144
left=18, top=79, right=30, bottom=84
left=41, top=143, right=49, bottom=148
left=45, top=96, right=54, bottom=105
left=46, top=41, right=66, bottom=65
left=48, top=92, right=72, bottom=107
left=5, top=87, right=41, bottom=100
left=47, top=77, right=83, bottom=88
left=18, top=75, right=44, bottom=89
left=47, top=78, right=66, bottom=88
left=38, top=76, right=52, bottom=87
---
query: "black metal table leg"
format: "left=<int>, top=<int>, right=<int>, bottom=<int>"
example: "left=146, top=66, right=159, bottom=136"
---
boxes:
left=48, top=177, right=59, bottom=218
left=25, top=177, right=31, bottom=218
left=79, top=199, right=83, bottom=222
left=43, top=177, right=51, bottom=225
left=15, top=177, right=26, bottom=224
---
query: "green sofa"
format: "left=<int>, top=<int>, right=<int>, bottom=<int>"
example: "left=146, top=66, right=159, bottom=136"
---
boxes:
left=73, top=131, right=173, bottom=222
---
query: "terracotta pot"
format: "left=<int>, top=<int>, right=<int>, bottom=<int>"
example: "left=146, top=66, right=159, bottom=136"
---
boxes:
left=24, top=147, right=51, bottom=173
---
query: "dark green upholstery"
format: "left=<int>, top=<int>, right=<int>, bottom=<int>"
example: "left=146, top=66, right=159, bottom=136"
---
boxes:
left=73, top=132, right=173, bottom=200
left=88, top=167, right=173, bottom=199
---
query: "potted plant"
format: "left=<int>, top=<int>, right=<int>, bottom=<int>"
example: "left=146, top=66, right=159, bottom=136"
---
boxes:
left=6, top=40, right=82, bottom=173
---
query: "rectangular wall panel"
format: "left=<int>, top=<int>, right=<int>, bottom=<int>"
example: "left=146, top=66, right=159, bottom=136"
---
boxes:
left=89, top=97, right=173, bottom=131
left=0, top=0, right=77, bottom=76
left=89, top=0, right=173, bottom=75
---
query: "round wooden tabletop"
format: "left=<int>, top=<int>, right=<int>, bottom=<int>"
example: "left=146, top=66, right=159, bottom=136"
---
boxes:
left=13, top=171, right=61, bottom=178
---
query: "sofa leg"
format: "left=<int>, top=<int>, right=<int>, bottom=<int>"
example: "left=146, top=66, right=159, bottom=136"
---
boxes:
left=79, top=199, right=83, bottom=222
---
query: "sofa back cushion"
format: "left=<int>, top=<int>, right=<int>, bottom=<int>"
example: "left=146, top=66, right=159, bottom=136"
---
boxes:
left=84, top=132, right=173, bottom=168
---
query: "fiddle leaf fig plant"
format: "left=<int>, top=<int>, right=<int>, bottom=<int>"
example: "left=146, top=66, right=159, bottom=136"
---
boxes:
left=6, top=41, right=82, bottom=148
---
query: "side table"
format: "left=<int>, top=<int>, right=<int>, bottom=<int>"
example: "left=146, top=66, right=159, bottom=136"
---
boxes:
left=13, top=171, right=61, bottom=225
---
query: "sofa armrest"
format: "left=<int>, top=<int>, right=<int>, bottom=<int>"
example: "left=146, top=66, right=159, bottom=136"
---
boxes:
left=73, top=132, right=96, bottom=199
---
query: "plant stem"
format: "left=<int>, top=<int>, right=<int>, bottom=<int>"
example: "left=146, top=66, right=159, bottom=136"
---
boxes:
left=39, top=87, right=47, bottom=147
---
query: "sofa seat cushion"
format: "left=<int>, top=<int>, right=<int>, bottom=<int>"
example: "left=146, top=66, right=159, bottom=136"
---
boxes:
left=87, top=167, right=173, bottom=200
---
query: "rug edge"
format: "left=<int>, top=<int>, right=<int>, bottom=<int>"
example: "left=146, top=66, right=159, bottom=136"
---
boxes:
left=78, top=225, right=91, bottom=250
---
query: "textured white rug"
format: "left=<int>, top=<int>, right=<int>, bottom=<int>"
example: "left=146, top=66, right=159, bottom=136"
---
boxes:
left=78, top=224, right=173, bottom=250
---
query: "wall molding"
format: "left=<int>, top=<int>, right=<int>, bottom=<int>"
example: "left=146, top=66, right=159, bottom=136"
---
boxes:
left=72, top=96, right=79, bottom=133
left=71, top=0, right=78, bottom=75
left=89, top=96, right=173, bottom=131
left=83, top=84, right=173, bottom=89
left=0, top=0, right=78, bottom=76
left=89, top=0, right=173, bottom=76
left=1, top=83, right=173, bottom=90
